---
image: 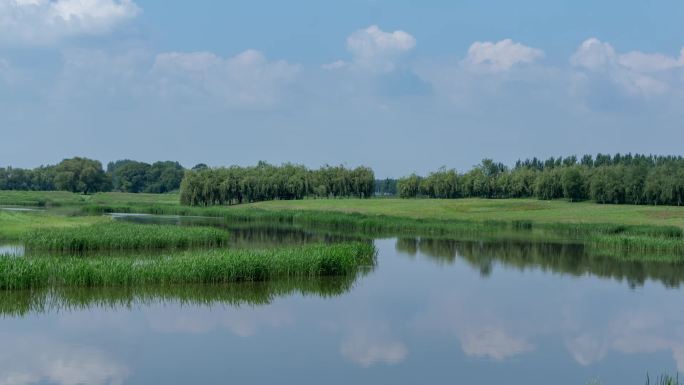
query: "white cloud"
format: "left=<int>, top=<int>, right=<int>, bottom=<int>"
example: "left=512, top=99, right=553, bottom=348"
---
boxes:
left=326, top=25, right=416, bottom=73
left=153, top=49, right=300, bottom=108
left=571, top=38, right=684, bottom=97
left=0, top=0, right=140, bottom=44
left=571, top=38, right=617, bottom=70
left=321, top=60, right=347, bottom=70
left=618, top=51, right=682, bottom=72
left=464, top=39, right=544, bottom=72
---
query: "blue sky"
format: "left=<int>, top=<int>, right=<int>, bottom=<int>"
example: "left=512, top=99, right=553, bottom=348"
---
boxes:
left=1, top=0, right=684, bottom=177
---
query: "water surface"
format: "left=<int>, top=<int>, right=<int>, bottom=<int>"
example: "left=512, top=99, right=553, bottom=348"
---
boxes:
left=1, top=218, right=683, bottom=384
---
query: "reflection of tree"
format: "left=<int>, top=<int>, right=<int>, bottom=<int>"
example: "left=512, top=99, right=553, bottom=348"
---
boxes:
left=395, top=238, right=417, bottom=256
left=0, top=274, right=370, bottom=317
left=397, top=237, right=684, bottom=287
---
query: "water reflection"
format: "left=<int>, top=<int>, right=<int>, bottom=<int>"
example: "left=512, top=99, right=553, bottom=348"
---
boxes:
left=397, top=237, right=684, bottom=287
left=0, top=206, right=44, bottom=212
left=339, top=320, right=409, bottom=367
left=3, top=218, right=684, bottom=383
left=111, top=213, right=363, bottom=248
left=0, top=334, right=129, bottom=385
left=0, top=276, right=365, bottom=317
left=0, top=244, right=23, bottom=256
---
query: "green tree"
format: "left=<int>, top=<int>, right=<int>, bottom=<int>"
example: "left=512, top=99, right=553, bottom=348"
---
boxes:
left=54, top=157, right=109, bottom=194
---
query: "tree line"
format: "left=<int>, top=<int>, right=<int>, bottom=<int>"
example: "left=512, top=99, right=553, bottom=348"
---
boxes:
left=180, top=162, right=375, bottom=206
left=0, top=157, right=185, bottom=194
left=397, top=154, right=684, bottom=205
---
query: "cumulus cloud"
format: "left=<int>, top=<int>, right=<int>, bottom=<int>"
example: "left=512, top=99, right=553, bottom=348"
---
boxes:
left=325, top=25, right=416, bottom=73
left=571, top=38, right=684, bottom=97
left=571, top=38, right=617, bottom=70
left=153, top=49, right=300, bottom=108
left=0, top=0, right=140, bottom=44
left=463, top=39, right=544, bottom=72
left=618, top=50, right=683, bottom=73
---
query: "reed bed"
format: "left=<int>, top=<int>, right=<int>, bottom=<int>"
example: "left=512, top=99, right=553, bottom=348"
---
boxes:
left=0, top=243, right=376, bottom=290
left=23, top=222, right=229, bottom=251
left=80, top=203, right=684, bottom=257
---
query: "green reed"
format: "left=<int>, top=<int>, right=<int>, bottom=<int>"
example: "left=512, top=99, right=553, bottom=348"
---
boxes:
left=0, top=242, right=376, bottom=290
left=23, top=222, right=229, bottom=251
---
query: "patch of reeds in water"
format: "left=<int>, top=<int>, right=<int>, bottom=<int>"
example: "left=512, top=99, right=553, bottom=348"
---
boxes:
left=0, top=242, right=376, bottom=290
left=23, top=222, right=229, bottom=251
left=588, top=373, right=681, bottom=385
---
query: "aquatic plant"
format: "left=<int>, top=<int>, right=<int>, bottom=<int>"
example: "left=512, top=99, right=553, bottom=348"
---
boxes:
left=0, top=242, right=376, bottom=290
left=23, top=222, right=229, bottom=251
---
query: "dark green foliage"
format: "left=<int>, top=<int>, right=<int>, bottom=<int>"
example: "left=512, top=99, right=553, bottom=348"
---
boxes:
left=399, top=153, right=684, bottom=206
left=374, top=178, right=398, bottom=196
left=1, top=157, right=184, bottom=195
left=108, top=160, right=184, bottom=193
left=0, top=166, right=56, bottom=191
left=23, top=222, right=228, bottom=251
left=0, top=243, right=376, bottom=290
left=180, top=162, right=375, bottom=206
left=53, top=157, right=110, bottom=194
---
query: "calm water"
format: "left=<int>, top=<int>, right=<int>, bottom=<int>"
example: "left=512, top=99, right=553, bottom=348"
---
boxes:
left=2, top=216, right=684, bottom=384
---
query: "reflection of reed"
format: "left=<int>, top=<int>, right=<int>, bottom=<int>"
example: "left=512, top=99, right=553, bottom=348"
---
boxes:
left=0, top=273, right=370, bottom=317
left=396, top=237, right=684, bottom=287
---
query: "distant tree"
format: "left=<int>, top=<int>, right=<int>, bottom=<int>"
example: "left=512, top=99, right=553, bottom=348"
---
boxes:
left=111, top=161, right=150, bottom=193
left=145, top=161, right=185, bottom=193
left=397, top=174, right=421, bottom=198
left=534, top=169, right=562, bottom=200
left=192, top=163, right=209, bottom=171
left=53, top=157, right=109, bottom=194
left=561, top=166, right=585, bottom=202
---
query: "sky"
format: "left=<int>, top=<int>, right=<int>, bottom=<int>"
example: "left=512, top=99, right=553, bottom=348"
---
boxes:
left=1, top=0, right=684, bottom=177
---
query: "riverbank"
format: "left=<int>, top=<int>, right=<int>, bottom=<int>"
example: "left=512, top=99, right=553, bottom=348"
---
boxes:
left=4, top=191, right=684, bottom=258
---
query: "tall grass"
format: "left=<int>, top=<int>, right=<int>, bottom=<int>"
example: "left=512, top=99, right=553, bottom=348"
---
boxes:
left=0, top=243, right=376, bottom=290
left=647, top=373, right=681, bottom=385
left=23, top=222, right=229, bottom=251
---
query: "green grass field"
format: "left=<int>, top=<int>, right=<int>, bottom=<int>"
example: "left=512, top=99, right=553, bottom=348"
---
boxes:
left=244, top=198, right=684, bottom=228
left=3, top=190, right=684, bottom=228
left=0, top=210, right=108, bottom=240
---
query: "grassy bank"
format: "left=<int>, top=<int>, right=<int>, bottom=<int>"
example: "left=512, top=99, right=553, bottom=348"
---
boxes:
left=0, top=243, right=376, bottom=290
left=23, top=222, right=229, bottom=252
left=4, top=190, right=684, bottom=257
left=0, top=210, right=108, bottom=240
left=5, top=191, right=684, bottom=228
